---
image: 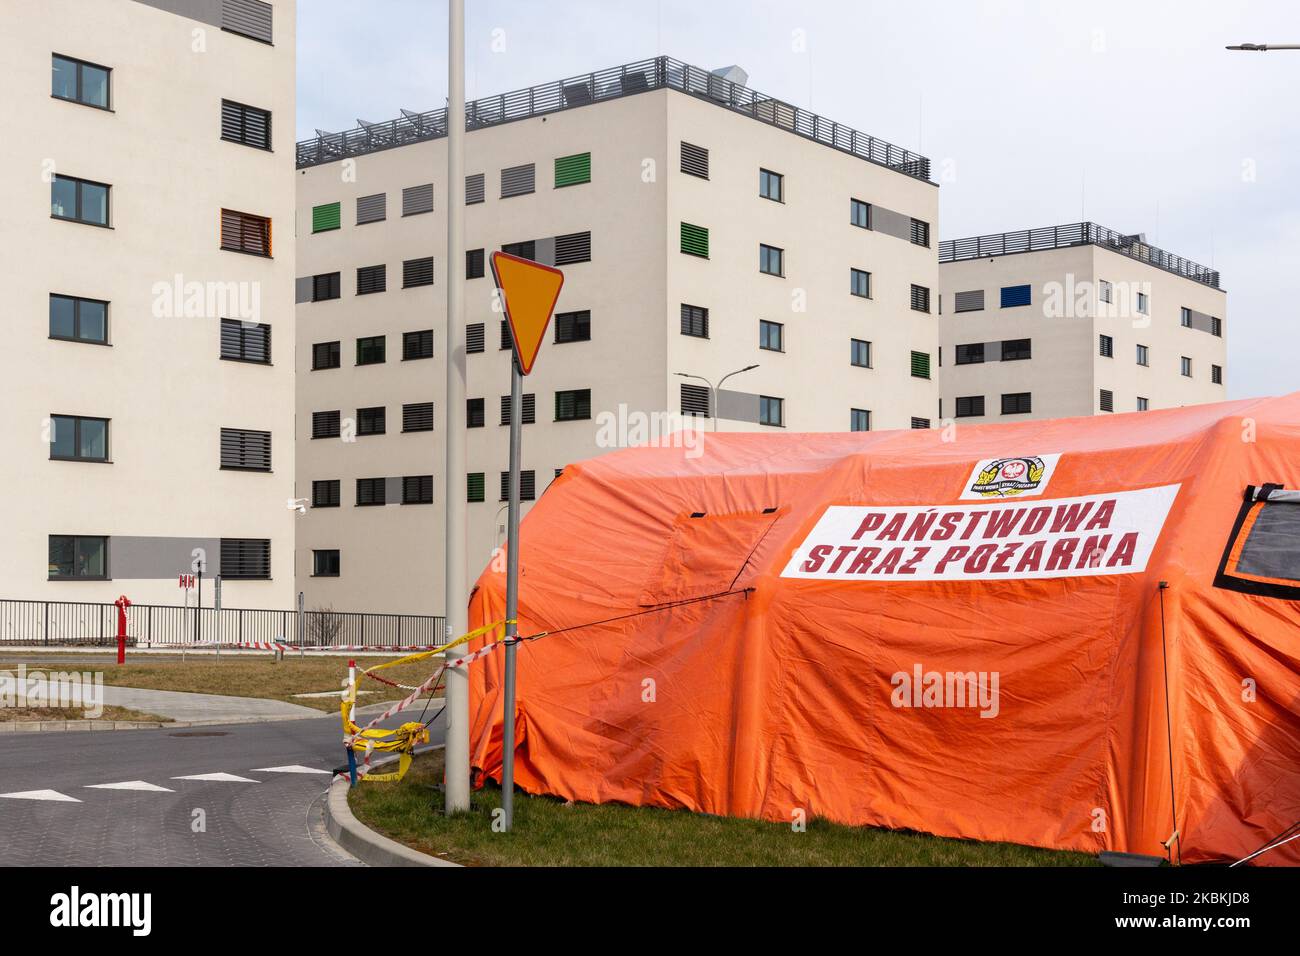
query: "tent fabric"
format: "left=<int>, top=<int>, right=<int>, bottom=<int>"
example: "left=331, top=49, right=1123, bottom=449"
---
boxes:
left=467, top=394, right=1300, bottom=864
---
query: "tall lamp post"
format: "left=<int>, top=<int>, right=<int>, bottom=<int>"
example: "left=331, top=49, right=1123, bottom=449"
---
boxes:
left=674, top=365, right=759, bottom=432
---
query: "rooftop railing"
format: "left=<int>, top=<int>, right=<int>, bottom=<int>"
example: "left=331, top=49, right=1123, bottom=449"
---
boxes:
left=939, top=222, right=1221, bottom=289
left=295, top=55, right=932, bottom=182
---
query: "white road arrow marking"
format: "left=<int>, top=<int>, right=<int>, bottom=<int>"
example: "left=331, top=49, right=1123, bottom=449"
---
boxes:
left=171, top=773, right=260, bottom=783
left=250, top=765, right=333, bottom=775
left=0, top=789, right=81, bottom=802
left=85, top=781, right=175, bottom=792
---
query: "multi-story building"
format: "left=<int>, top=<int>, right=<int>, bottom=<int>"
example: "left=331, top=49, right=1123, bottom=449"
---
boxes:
left=294, top=56, right=939, bottom=615
left=0, top=0, right=297, bottom=610
left=937, top=222, right=1226, bottom=423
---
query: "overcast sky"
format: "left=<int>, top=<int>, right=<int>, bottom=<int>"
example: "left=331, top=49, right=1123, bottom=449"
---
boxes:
left=297, top=0, right=1299, bottom=400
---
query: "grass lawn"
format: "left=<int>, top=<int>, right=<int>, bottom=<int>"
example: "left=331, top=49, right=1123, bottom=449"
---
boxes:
left=0, top=656, right=444, bottom=713
left=348, top=750, right=1100, bottom=867
left=3, top=705, right=169, bottom=723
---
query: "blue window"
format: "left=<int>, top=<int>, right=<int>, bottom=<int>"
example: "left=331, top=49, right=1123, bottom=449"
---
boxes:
left=1000, top=284, right=1031, bottom=308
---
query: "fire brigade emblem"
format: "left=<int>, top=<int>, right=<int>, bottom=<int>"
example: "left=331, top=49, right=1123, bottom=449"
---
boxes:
left=970, top=457, right=1046, bottom=497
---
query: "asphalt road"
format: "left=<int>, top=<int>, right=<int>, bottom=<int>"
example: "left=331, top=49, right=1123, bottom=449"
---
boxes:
left=0, top=705, right=447, bottom=866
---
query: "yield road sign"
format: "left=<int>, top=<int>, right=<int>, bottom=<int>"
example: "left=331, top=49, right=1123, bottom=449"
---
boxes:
left=490, top=251, right=564, bottom=375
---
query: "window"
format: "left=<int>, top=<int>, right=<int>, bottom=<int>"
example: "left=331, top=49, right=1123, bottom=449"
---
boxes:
left=954, top=290, right=984, bottom=313
left=465, top=173, right=485, bottom=205
left=466, top=324, right=485, bottom=353
left=220, top=209, right=271, bottom=256
left=51, top=175, right=109, bottom=226
left=910, top=285, right=930, bottom=313
left=52, top=54, right=110, bottom=109
left=955, top=343, right=985, bottom=365
left=500, top=471, right=537, bottom=502
left=1181, top=356, right=1193, bottom=377
left=759, top=396, right=784, bottom=427
left=356, top=336, right=386, bottom=366
left=554, top=231, right=592, bottom=265
left=1099, top=280, right=1113, bottom=304
left=680, top=384, right=711, bottom=418
left=1000, top=284, right=1031, bottom=308
left=1214, top=485, right=1300, bottom=600
left=759, top=168, right=784, bottom=201
left=910, top=219, right=930, bottom=247
left=500, top=164, right=536, bottom=198
left=1001, top=392, right=1032, bottom=415
left=680, top=304, right=709, bottom=338
left=850, top=198, right=871, bottom=229
left=680, top=142, right=709, bottom=179
left=851, top=339, right=872, bottom=368
left=1212, top=317, right=1223, bottom=337
left=220, top=319, right=270, bottom=363
left=402, top=183, right=434, bottom=216
left=467, top=472, right=486, bottom=503
left=1099, top=334, right=1114, bottom=358
left=312, top=480, right=340, bottom=508
left=403, top=476, right=434, bottom=505
left=357, top=407, right=386, bottom=436
left=851, top=409, right=871, bottom=432
left=1136, top=292, right=1149, bottom=314
left=1136, top=344, right=1150, bottom=367
left=221, top=0, right=274, bottom=43
left=1001, top=338, right=1032, bottom=361
left=402, top=402, right=434, bottom=432
left=312, top=341, right=340, bottom=370
left=403, top=330, right=433, bottom=361
left=312, top=272, right=340, bottom=301
left=220, top=538, right=270, bottom=580
left=50, top=415, right=108, bottom=462
left=760, top=320, right=784, bottom=352
left=356, top=192, right=386, bottom=224
left=500, top=394, right=536, bottom=426
left=403, top=257, right=434, bottom=288
left=311, top=202, right=340, bottom=233
left=356, top=264, right=386, bottom=295
left=850, top=268, right=871, bottom=298
left=1181, top=307, right=1193, bottom=328
left=356, top=478, right=386, bottom=506
left=48, top=535, right=108, bottom=580
left=219, top=99, right=271, bottom=150
left=759, top=244, right=784, bottom=276
left=219, top=428, right=271, bottom=471
left=955, top=396, right=985, bottom=418
left=1100, top=389, right=1114, bottom=413
left=910, top=351, right=931, bottom=379
left=467, top=398, right=485, bottom=428
left=49, top=294, right=107, bottom=344
left=1137, top=397, right=1150, bottom=412
left=911, top=418, right=931, bottom=430
left=311, top=410, right=340, bottom=439
left=466, top=249, right=485, bottom=279
left=555, top=389, right=591, bottom=422
left=501, top=239, right=536, bottom=261
left=680, top=222, right=709, bottom=258
left=555, top=310, right=591, bottom=343
left=312, top=550, right=340, bottom=577
left=1212, top=364, right=1223, bottom=385
left=555, top=152, right=591, bottom=188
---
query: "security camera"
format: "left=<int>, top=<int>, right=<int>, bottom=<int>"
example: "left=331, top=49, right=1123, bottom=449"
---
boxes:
left=287, top=497, right=309, bottom=515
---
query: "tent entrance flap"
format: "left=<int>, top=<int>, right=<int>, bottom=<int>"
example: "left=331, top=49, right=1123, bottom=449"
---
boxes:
left=1215, top=484, right=1300, bottom=600
left=639, top=508, right=782, bottom=605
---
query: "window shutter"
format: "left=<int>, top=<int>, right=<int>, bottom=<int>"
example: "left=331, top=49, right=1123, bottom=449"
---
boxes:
left=1001, top=393, right=1032, bottom=415
left=356, top=193, right=386, bottom=224
left=403, top=257, right=434, bottom=288
left=312, top=272, right=340, bottom=301
left=402, top=402, right=434, bottom=432
left=499, top=471, right=537, bottom=502
left=221, top=0, right=273, bottom=43
left=499, top=394, right=536, bottom=425
left=312, top=479, right=340, bottom=508
left=680, top=142, right=709, bottom=178
left=555, top=389, right=591, bottom=421
left=1100, top=389, right=1114, bottom=413
left=356, top=264, right=386, bottom=295
left=680, top=222, right=709, bottom=258
left=467, top=473, right=485, bottom=503
left=500, top=320, right=513, bottom=350
left=910, top=351, right=931, bottom=379
left=554, top=310, right=590, bottom=343
left=954, top=290, right=984, bottom=313
left=680, top=384, right=711, bottom=417
left=1099, top=334, right=1114, bottom=358
left=466, top=248, right=485, bottom=279
left=221, top=209, right=270, bottom=256
left=312, top=410, right=341, bottom=439
left=356, top=478, right=386, bottom=506
left=500, top=163, right=536, bottom=198
left=465, top=173, right=485, bottom=205
left=466, top=398, right=485, bottom=428
left=312, top=202, right=341, bottom=233
left=402, top=183, right=434, bottom=216
left=312, top=341, right=340, bottom=369
left=680, top=304, right=708, bottom=338
left=466, top=324, right=485, bottom=353
left=1001, top=338, right=1032, bottom=361
left=219, top=538, right=270, bottom=579
left=910, top=285, right=931, bottom=313
left=220, top=318, right=270, bottom=363
left=554, top=152, right=591, bottom=187
left=1000, top=284, right=1032, bottom=308
left=402, top=330, right=433, bottom=361
left=956, top=396, right=985, bottom=418
left=220, top=100, right=270, bottom=149
left=220, top=427, right=271, bottom=470
left=911, top=418, right=931, bottom=429
left=500, top=240, right=536, bottom=261
left=909, top=219, right=930, bottom=247
left=553, top=231, right=591, bottom=265
left=402, top=475, right=434, bottom=505
left=357, top=407, right=386, bottom=435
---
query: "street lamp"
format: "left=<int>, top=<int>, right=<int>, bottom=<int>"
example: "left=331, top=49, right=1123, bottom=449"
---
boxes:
left=1226, top=42, right=1300, bottom=51
left=675, top=364, right=759, bottom=432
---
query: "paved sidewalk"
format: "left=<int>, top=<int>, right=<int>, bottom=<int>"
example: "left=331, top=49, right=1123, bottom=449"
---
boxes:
left=17, top=679, right=322, bottom=723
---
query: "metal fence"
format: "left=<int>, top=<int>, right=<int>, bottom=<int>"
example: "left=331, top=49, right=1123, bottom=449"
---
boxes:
left=295, top=55, right=932, bottom=182
left=0, top=598, right=445, bottom=649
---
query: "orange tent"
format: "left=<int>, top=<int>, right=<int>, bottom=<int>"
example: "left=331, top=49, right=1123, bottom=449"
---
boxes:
left=468, top=394, right=1300, bottom=864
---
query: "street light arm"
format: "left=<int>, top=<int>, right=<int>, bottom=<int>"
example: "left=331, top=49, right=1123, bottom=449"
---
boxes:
left=1227, top=42, right=1300, bottom=51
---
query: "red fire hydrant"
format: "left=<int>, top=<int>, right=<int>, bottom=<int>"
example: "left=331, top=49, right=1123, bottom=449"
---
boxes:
left=114, top=595, right=131, bottom=665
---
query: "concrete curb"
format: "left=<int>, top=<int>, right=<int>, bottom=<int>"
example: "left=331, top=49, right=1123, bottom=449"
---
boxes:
left=0, top=713, right=332, bottom=733
left=324, top=746, right=461, bottom=868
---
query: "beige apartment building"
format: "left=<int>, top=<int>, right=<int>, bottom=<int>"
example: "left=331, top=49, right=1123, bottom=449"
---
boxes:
left=0, top=0, right=297, bottom=614
left=295, top=57, right=939, bottom=615
left=937, top=223, right=1226, bottom=423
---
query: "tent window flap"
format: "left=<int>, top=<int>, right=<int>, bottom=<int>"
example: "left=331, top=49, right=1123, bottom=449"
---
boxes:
left=639, top=509, right=783, bottom=605
left=1215, top=484, right=1300, bottom=600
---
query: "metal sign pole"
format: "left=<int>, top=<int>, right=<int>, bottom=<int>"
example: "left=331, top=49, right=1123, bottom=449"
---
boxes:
left=501, top=356, right=523, bottom=831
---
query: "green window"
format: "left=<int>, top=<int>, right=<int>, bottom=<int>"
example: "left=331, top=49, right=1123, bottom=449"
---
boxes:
left=312, top=202, right=341, bottom=233
left=680, top=222, right=709, bottom=258
left=554, top=152, right=591, bottom=188
left=910, top=350, right=931, bottom=380
left=467, top=472, right=486, bottom=503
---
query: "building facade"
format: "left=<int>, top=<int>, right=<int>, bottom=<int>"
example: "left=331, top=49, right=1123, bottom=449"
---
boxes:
left=938, top=223, right=1226, bottom=423
left=294, top=57, right=939, bottom=615
left=0, top=0, right=297, bottom=612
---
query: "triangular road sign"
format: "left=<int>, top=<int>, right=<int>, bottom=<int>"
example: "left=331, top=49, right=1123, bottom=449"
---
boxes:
left=491, top=251, right=564, bottom=375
